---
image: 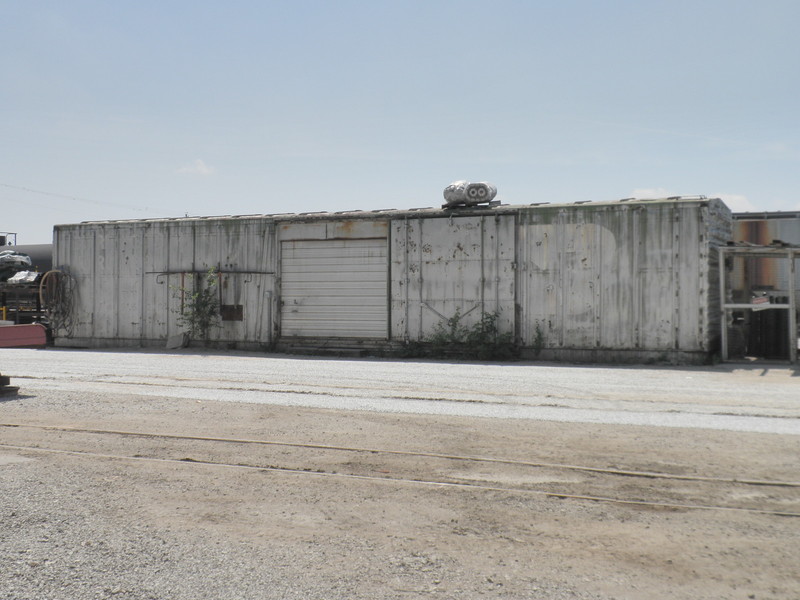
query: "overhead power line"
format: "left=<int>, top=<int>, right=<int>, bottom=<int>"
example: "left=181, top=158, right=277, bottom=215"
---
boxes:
left=0, top=182, right=151, bottom=213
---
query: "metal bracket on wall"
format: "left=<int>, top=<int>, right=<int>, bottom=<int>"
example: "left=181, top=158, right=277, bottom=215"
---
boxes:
left=150, top=269, right=275, bottom=285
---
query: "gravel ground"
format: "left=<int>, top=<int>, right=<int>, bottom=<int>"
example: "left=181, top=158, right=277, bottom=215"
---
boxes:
left=2, top=348, right=799, bottom=431
left=1, top=350, right=799, bottom=599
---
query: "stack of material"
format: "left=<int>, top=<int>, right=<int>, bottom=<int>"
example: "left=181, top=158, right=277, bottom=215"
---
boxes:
left=0, top=372, right=19, bottom=397
left=0, top=250, right=32, bottom=281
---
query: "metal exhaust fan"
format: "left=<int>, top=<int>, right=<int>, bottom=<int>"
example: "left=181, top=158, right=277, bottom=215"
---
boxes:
left=443, top=180, right=498, bottom=208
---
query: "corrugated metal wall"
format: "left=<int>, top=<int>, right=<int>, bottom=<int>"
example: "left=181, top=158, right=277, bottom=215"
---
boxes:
left=52, top=199, right=732, bottom=362
left=390, top=215, right=516, bottom=341
left=54, top=218, right=277, bottom=347
left=517, top=200, right=730, bottom=359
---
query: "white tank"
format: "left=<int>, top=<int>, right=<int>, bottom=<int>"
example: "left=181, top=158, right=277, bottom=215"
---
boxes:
left=443, top=181, right=497, bottom=208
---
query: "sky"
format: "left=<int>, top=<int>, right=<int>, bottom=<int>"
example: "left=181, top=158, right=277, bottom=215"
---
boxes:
left=2, top=0, right=799, bottom=244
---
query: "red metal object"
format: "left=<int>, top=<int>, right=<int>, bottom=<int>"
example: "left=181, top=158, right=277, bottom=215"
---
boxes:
left=0, top=324, right=47, bottom=348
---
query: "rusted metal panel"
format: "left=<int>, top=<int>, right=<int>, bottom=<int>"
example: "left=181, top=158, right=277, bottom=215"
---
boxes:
left=390, top=215, right=515, bottom=341
left=279, top=219, right=388, bottom=241
left=733, top=215, right=800, bottom=294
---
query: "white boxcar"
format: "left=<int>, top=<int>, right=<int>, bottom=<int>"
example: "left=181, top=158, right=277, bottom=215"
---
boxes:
left=52, top=197, right=732, bottom=363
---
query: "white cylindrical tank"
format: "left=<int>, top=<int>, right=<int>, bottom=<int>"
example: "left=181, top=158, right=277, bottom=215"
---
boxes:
left=443, top=181, right=497, bottom=207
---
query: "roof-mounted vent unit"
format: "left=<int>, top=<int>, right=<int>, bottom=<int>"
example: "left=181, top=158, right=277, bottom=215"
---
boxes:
left=443, top=180, right=498, bottom=209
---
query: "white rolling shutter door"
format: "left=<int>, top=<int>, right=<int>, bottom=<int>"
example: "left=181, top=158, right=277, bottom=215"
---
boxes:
left=281, top=238, right=388, bottom=338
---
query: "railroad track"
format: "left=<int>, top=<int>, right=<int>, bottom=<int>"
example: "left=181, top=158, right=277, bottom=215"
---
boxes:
left=2, top=422, right=799, bottom=518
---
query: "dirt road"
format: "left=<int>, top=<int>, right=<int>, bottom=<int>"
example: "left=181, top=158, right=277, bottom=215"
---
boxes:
left=1, top=350, right=799, bottom=599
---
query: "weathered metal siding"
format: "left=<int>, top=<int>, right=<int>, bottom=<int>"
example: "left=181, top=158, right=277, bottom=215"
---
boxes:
left=180, top=219, right=276, bottom=345
left=278, top=220, right=389, bottom=339
left=517, top=200, right=726, bottom=359
left=704, top=200, right=733, bottom=353
left=52, top=225, right=98, bottom=342
left=52, top=199, right=729, bottom=362
left=390, top=215, right=515, bottom=341
left=519, top=212, right=610, bottom=350
left=53, top=218, right=278, bottom=348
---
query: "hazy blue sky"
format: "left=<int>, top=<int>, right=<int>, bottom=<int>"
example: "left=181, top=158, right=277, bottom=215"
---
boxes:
left=3, top=0, right=798, bottom=243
